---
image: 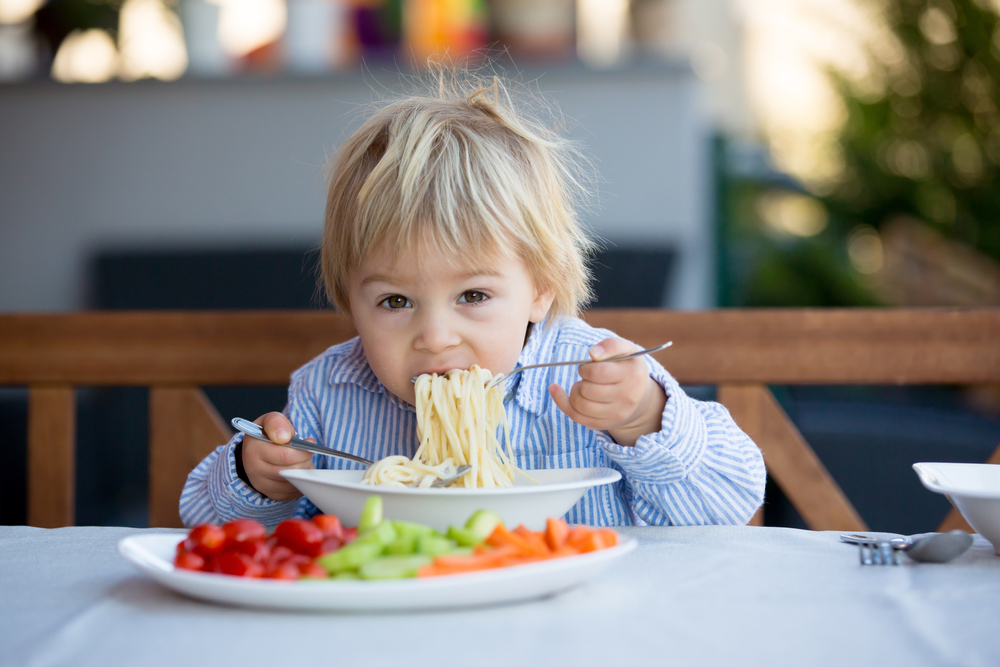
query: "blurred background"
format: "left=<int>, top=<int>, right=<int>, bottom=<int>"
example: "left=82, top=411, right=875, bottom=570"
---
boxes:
left=1, top=0, right=999, bottom=530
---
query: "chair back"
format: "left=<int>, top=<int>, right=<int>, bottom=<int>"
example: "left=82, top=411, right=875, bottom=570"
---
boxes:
left=2, top=309, right=998, bottom=529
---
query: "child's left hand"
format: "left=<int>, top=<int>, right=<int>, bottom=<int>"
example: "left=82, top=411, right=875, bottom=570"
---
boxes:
left=548, top=337, right=667, bottom=447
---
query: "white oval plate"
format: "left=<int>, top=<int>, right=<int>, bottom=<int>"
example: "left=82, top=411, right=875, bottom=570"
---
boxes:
left=281, top=467, right=622, bottom=532
left=118, top=533, right=637, bottom=611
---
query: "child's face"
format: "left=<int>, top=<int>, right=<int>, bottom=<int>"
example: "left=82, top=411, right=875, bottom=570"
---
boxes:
left=347, top=237, right=554, bottom=406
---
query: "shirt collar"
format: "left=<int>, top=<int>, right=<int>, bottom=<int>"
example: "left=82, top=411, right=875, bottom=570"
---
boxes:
left=505, top=318, right=556, bottom=417
left=327, top=338, right=414, bottom=411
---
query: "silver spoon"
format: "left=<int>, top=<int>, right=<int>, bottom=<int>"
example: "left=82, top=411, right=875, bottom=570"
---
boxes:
left=230, top=418, right=472, bottom=488
left=411, top=341, right=673, bottom=388
left=840, top=530, right=973, bottom=563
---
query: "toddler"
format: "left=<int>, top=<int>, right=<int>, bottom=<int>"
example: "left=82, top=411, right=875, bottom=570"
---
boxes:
left=181, top=68, right=766, bottom=528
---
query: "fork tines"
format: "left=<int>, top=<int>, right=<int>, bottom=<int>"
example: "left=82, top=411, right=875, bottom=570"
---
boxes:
left=857, top=540, right=899, bottom=565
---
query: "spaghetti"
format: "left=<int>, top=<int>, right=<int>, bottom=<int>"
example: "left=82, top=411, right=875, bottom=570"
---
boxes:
left=361, top=366, right=519, bottom=488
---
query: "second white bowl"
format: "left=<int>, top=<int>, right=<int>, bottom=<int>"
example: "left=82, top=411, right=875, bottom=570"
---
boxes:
left=913, top=462, right=1000, bottom=555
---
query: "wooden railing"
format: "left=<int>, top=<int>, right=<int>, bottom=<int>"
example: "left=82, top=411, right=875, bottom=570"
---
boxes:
left=2, top=309, right=998, bottom=529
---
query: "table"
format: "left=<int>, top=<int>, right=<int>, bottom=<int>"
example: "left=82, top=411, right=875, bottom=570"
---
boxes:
left=3, top=525, right=1000, bottom=667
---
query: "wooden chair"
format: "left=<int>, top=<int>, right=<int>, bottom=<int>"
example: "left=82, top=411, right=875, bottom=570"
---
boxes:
left=2, top=309, right=998, bottom=530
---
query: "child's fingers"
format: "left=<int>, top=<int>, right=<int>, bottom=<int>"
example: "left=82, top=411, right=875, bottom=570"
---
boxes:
left=589, top=337, right=636, bottom=360
left=575, top=379, right=621, bottom=405
left=579, top=338, right=644, bottom=384
left=257, top=412, right=295, bottom=443
left=241, top=434, right=313, bottom=501
left=251, top=439, right=313, bottom=467
left=549, top=384, right=588, bottom=424
left=549, top=383, right=617, bottom=428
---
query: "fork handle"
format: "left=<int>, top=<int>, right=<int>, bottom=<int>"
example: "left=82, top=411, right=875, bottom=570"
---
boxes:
left=231, top=417, right=373, bottom=466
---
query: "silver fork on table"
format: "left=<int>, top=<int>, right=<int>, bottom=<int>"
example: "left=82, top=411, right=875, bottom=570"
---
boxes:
left=854, top=539, right=898, bottom=565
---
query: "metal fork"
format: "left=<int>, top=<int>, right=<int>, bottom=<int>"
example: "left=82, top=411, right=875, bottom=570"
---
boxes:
left=855, top=539, right=899, bottom=566
left=410, top=342, right=673, bottom=389
left=484, top=341, right=673, bottom=392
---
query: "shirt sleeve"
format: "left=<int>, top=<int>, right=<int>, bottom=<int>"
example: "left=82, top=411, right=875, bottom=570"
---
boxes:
left=178, top=371, right=323, bottom=528
left=596, top=360, right=766, bottom=526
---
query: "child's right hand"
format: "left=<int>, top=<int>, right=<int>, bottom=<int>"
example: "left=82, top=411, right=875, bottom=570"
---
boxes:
left=241, top=412, right=315, bottom=501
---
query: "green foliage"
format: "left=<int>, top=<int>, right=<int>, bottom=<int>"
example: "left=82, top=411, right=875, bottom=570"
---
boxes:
left=719, top=0, right=1000, bottom=307
left=825, top=0, right=1000, bottom=262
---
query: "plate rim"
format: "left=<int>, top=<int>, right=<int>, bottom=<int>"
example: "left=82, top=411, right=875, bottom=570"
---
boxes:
left=279, top=466, right=622, bottom=496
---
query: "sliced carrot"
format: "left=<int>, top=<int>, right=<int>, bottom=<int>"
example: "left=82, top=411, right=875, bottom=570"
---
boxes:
left=418, top=523, right=619, bottom=578
left=513, top=525, right=552, bottom=556
left=544, top=517, right=570, bottom=551
left=433, top=545, right=518, bottom=569
left=566, top=525, right=619, bottom=552
left=486, top=524, right=549, bottom=557
left=566, top=525, right=593, bottom=551
left=418, top=546, right=524, bottom=577
left=550, top=546, right=581, bottom=558
left=577, top=530, right=618, bottom=553
left=594, top=529, right=618, bottom=547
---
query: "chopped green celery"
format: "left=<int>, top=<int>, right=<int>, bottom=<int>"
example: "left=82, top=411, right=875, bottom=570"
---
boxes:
left=465, top=509, right=504, bottom=541
left=358, top=495, right=384, bottom=532
left=353, top=520, right=397, bottom=547
left=446, top=525, right=481, bottom=547
left=316, top=542, right=383, bottom=574
left=383, top=533, right=418, bottom=555
left=416, top=534, right=458, bottom=556
left=358, top=555, right=432, bottom=580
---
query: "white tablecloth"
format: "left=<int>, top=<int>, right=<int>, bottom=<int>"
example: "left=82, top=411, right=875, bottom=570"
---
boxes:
left=3, top=525, right=999, bottom=667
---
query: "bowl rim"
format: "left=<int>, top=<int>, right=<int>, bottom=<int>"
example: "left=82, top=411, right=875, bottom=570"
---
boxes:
left=913, top=461, right=1000, bottom=500
left=280, top=466, right=623, bottom=497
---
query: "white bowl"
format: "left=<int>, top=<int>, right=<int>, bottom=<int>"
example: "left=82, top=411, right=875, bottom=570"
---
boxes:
left=913, top=462, right=1000, bottom=555
left=280, top=467, right=622, bottom=531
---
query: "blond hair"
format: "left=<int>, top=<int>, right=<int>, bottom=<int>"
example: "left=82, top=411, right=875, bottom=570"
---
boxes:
left=321, top=66, right=596, bottom=320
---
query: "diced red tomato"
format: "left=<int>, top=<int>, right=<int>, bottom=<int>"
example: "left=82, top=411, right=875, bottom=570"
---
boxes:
left=222, top=519, right=266, bottom=547
left=342, top=527, right=358, bottom=543
left=174, top=551, right=206, bottom=571
left=265, top=561, right=301, bottom=580
left=274, top=519, right=325, bottom=557
left=268, top=549, right=310, bottom=571
left=311, top=514, right=344, bottom=540
left=231, top=538, right=271, bottom=562
left=216, top=552, right=265, bottom=578
left=298, top=561, right=328, bottom=579
left=183, top=524, right=226, bottom=557
left=320, top=536, right=342, bottom=554
left=266, top=545, right=295, bottom=568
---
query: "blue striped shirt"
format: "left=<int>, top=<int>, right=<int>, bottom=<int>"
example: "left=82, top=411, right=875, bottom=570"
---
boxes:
left=180, top=316, right=766, bottom=527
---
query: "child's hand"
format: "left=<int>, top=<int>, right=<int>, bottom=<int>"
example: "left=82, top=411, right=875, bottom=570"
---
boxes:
left=241, top=412, right=315, bottom=501
left=548, top=338, right=667, bottom=447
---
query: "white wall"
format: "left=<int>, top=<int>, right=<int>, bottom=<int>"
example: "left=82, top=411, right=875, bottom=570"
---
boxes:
left=0, top=63, right=713, bottom=311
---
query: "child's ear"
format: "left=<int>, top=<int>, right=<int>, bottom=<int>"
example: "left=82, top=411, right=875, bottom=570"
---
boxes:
left=529, top=285, right=556, bottom=323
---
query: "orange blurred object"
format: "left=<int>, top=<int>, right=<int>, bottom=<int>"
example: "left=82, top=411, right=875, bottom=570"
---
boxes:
left=404, top=0, right=488, bottom=64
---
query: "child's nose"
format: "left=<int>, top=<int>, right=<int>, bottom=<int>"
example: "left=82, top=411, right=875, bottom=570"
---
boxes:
left=414, top=314, right=461, bottom=354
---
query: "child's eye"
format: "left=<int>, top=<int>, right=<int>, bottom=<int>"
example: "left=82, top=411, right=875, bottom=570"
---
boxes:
left=459, top=290, right=488, bottom=304
left=379, top=295, right=411, bottom=309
